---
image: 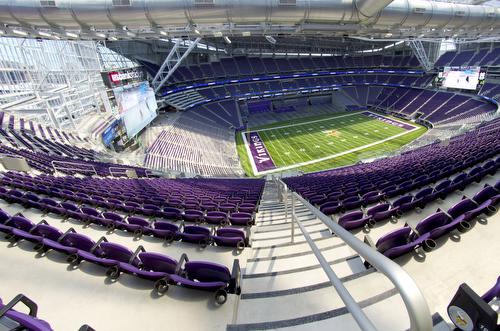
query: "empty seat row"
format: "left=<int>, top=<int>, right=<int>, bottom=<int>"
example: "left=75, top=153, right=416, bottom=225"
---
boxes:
left=367, top=181, right=499, bottom=260
left=0, top=211, right=241, bottom=304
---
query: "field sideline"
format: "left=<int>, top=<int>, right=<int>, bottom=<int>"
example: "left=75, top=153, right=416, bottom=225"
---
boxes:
left=236, top=110, right=427, bottom=176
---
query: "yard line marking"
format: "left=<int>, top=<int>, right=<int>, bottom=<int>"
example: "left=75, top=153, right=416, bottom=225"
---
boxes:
left=252, top=126, right=419, bottom=175
left=246, top=111, right=362, bottom=133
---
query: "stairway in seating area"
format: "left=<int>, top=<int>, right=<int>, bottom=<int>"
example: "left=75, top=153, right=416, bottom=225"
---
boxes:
left=228, top=180, right=416, bottom=330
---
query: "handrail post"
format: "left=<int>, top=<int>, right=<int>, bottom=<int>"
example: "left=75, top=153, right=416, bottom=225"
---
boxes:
left=284, top=185, right=288, bottom=221
left=291, top=191, right=295, bottom=243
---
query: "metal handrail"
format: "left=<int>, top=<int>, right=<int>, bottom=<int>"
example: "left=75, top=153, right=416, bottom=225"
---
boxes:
left=51, top=160, right=97, bottom=176
left=277, top=178, right=432, bottom=331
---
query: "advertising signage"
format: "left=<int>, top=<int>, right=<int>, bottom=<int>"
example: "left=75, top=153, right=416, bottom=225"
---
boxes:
left=101, top=67, right=145, bottom=88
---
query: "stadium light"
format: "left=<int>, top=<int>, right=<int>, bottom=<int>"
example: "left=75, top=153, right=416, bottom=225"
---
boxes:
left=193, top=28, right=201, bottom=35
left=95, top=32, right=107, bottom=38
left=12, top=29, right=28, bottom=36
left=265, top=35, right=277, bottom=44
left=66, top=32, right=79, bottom=38
left=0, top=29, right=4, bottom=35
left=38, top=31, right=52, bottom=37
left=223, top=36, right=231, bottom=44
left=160, top=31, right=168, bottom=36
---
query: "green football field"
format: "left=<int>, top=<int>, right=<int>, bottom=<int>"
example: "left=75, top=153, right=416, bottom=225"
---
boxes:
left=236, top=111, right=427, bottom=176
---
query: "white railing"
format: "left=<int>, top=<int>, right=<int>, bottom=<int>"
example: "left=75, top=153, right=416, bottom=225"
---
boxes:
left=276, top=178, right=433, bottom=331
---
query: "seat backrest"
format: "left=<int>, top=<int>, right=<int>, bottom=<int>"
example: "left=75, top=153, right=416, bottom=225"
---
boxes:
left=100, top=242, right=136, bottom=264
left=61, top=233, right=95, bottom=252
left=415, top=212, right=451, bottom=234
left=139, top=252, right=177, bottom=274
left=376, top=227, right=412, bottom=253
left=9, top=216, right=33, bottom=232
left=185, top=261, right=230, bottom=283
left=473, top=186, right=497, bottom=205
left=447, top=199, right=477, bottom=218
left=32, top=224, right=62, bottom=241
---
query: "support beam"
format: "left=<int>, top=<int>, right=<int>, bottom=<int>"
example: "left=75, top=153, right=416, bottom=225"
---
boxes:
left=409, top=40, right=433, bottom=71
left=153, top=38, right=202, bottom=94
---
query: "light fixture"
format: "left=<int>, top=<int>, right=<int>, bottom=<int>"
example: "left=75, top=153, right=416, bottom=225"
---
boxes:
left=0, top=29, right=5, bottom=35
left=385, top=32, right=393, bottom=37
left=126, top=31, right=136, bottom=37
left=38, top=31, right=52, bottom=37
left=66, top=32, right=79, bottom=38
left=265, top=35, right=276, bottom=44
left=160, top=30, right=167, bottom=36
left=12, top=29, right=28, bottom=36
left=213, top=31, right=223, bottom=37
left=193, top=28, right=200, bottom=35
left=95, top=32, right=106, bottom=38
left=109, top=36, right=118, bottom=41
left=242, top=31, right=251, bottom=37
left=223, top=36, right=231, bottom=44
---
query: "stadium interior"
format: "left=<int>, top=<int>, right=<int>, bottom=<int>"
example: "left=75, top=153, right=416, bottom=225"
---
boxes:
left=0, top=0, right=500, bottom=330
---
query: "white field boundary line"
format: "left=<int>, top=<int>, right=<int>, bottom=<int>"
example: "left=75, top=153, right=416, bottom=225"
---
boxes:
left=245, top=111, right=363, bottom=133
left=253, top=127, right=419, bottom=175
left=243, top=111, right=420, bottom=176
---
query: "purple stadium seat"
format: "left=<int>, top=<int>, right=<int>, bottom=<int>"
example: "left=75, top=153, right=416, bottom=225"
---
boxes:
left=205, top=211, right=228, bottom=225
left=212, top=228, right=247, bottom=249
left=338, top=211, right=371, bottom=230
left=180, top=225, right=211, bottom=246
left=0, top=294, right=54, bottom=331
left=228, top=212, right=253, bottom=226
left=374, top=226, right=428, bottom=259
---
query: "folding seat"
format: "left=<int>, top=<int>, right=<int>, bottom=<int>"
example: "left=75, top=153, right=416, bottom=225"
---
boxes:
left=366, top=203, right=400, bottom=224
left=123, top=201, right=141, bottom=214
left=80, top=206, right=107, bottom=227
left=141, top=204, right=162, bottom=217
left=212, top=228, right=247, bottom=249
left=60, top=201, right=85, bottom=221
left=309, top=194, right=326, bottom=205
left=107, top=249, right=178, bottom=290
left=446, top=198, right=486, bottom=224
left=341, top=196, right=363, bottom=211
left=472, top=184, right=500, bottom=215
left=413, top=211, right=456, bottom=249
left=39, top=198, right=65, bottom=215
left=431, top=180, right=453, bottom=200
left=319, top=200, right=342, bottom=216
left=392, top=195, right=418, bottom=214
left=204, top=212, right=227, bottom=227
left=143, top=220, right=179, bottom=242
left=90, top=196, right=112, bottom=209
left=162, top=207, right=182, bottom=221
left=361, top=191, right=383, bottom=206
left=238, top=203, right=256, bottom=213
left=67, top=236, right=122, bottom=271
left=228, top=212, right=253, bottom=226
left=200, top=202, right=218, bottom=212
left=4, top=215, right=40, bottom=242
left=106, top=198, right=124, bottom=211
left=337, top=211, right=371, bottom=230
left=180, top=225, right=211, bottom=246
left=21, top=192, right=43, bottom=210
left=114, top=216, right=149, bottom=237
left=370, top=227, right=427, bottom=259
left=101, top=211, right=123, bottom=229
left=182, top=209, right=204, bottom=223
left=413, top=187, right=435, bottom=208
left=159, top=256, right=241, bottom=304
left=167, top=198, right=183, bottom=208
left=0, top=294, right=54, bottom=331
left=5, top=189, right=24, bottom=204
left=219, top=202, right=238, bottom=213
left=449, top=173, right=469, bottom=192
left=467, top=166, right=485, bottom=184
left=0, top=209, right=12, bottom=234
left=480, top=160, right=497, bottom=176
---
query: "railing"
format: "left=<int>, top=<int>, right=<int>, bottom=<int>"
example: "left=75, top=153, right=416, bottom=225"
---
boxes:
left=109, top=167, right=135, bottom=178
left=276, top=178, right=433, bottom=331
left=51, top=160, right=97, bottom=176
